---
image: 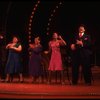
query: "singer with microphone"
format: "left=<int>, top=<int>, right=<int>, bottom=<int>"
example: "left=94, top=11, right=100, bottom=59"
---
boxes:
left=44, top=32, right=67, bottom=84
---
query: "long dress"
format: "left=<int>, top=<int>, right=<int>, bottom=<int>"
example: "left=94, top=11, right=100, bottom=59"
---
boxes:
left=48, top=40, right=63, bottom=71
left=5, top=43, right=22, bottom=74
left=29, top=45, right=43, bottom=77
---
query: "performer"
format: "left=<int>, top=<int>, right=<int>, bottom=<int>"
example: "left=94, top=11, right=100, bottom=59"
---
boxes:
left=70, top=25, right=92, bottom=85
left=5, top=36, right=23, bottom=83
left=29, top=36, right=43, bottom=83
left=0, top=33, right=4, bottom=81
left=45, top=32, right=67, bottom=84
left=0, top=33, right=6, bottom=81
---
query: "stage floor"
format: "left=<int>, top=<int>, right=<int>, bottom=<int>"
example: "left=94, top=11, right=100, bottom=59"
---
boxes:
left=0, top=66, right=100, bottom=99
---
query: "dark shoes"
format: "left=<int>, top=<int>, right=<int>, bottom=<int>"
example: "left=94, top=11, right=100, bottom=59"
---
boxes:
left=72, top=82, right=92, bottom=86
left=72, top=83, right=77, bottom=85
left=86, top=83, right=92, bottom=86
left=5, top=79, right=11, bottom=83
left=72, top=81, right=77, bottom=85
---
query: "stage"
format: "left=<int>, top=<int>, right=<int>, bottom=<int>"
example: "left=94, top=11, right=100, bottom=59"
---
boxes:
left=0, top=83, right=100, bottom=99
left=0, top=66, right=100, bottom=99
left=0, top=1, right=100, bottom=99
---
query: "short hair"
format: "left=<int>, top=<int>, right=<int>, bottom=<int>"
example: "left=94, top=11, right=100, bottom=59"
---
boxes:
left=79, top=24, right=85, bottom=29
left=12, top=35, right=21, bottom=43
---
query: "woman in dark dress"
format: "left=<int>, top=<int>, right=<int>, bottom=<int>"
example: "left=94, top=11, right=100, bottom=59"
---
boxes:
left=29, top=36, right=43, bottom=83
left=5, top=36, right=23, bottom=82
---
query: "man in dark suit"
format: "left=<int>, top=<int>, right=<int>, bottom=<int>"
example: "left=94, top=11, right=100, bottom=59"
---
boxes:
left=70, top=25, right=92, bottom=85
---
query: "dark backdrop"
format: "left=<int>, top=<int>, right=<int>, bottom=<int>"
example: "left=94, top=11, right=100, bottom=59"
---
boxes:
left=0, top=1, right=100, bottom=75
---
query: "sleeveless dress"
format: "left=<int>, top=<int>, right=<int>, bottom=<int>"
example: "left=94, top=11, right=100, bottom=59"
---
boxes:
left=5, top=43, right=22, bottom=74
left=48, top=40, right=63, bottom=71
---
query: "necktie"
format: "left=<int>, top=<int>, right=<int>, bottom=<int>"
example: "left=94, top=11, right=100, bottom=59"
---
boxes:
left=79, top=33, right=82, bottom=38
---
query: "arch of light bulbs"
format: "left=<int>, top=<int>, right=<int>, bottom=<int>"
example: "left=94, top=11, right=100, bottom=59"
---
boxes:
left=46, top=1, right=63, bottom=35
left=28, top=0, right=40, bottom=56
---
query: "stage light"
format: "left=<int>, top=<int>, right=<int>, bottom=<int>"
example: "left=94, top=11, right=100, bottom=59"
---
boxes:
left=59, top=2, right=62, bottom=5
left=29, top=36, right=31, bottom=39
left=51, top=14, right=53, bottom=17
left=56, top=6, right=58, bottom=8
left=30, top=16, right=33, bottom=18
left=33, top=8, right=36, bottom=11
left=29, top=24, right=31, bottom=26
left=29, top=27, right=31, bottom=31
left=28, top=0, right=41, bottom=57
left=46, top=1, right=63, bottom=35
left=37, top=0, right=40, bottom=4
left=49, top=18, right=51, bottom=21
left=29, top=19, right=32, bottom=22
left=28, top=32, right=31, bottom=34
left=35, top=4, right=38, bottom=7
left=48, top=23, right=50, bottom=26
left=32, top=12, right=34, bottom=15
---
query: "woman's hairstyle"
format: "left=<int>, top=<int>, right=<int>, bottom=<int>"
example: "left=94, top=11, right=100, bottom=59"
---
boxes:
left=12, top=35, right=21, bottom=43
left=52, top=32, right=58, bottom=35
left=34, top=36, right=40, bottom=41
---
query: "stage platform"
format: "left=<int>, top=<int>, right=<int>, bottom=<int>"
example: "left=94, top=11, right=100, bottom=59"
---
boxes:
left=0, top=66, right=100, bottom=99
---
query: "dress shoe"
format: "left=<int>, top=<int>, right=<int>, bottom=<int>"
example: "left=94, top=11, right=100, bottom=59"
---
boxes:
left=86, top=83, right=91, bottom=86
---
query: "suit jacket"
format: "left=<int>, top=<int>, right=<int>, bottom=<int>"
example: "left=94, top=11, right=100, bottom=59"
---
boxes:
left=72, top=33, right=92, bottom=56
